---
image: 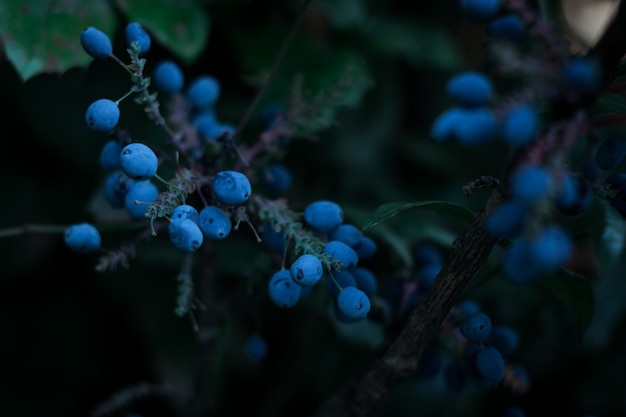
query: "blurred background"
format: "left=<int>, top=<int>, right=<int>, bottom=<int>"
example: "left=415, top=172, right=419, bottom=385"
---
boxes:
left=1, top=1, right=626, bottom=417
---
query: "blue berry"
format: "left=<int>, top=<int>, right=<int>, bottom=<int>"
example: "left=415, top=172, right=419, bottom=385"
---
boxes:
left=290, top=254, right=324, bottom=286
left=168, top=218, right=204, bottom=252
left=510, top=163, right=553, bottom=205
left=556, top=172, right=593, bottom=215
left=120, top=142, right=159, bottom=180
left=488, top=325, right=519, bottom=357
left=352, top=236, right=377, bottom=260
left=80, top=27, right=112, bottom=59
left=203, top=123, right=236, bottom=142
left=85, top=98, right=120, bottom=131
left=351, top=266, right=378, bottom=296
left=198, top=206, right=232, bottom=240
left=412, top=242, right=444, bottom=268
left=261, top=223, right=286, bottom=254
left=488, top=14, right=526, bottom=41
left=455, top=108, right=498, bottom=146
left=244, top=334, right=268, bottom=362
left=152, top=60, right=185, bottom=94
left=595, top=137, right=626, bottom=170
left=326, top=270, right=357, bottom=298
left=474, top=346, right=505, bottom=383
left=125, top=22, right=151, bottom=55
left=501, top=104, right=540, bottom=148
left=329, top=223, right=362, bottom=247
left=530, top=225, right=571, bottom=273
left=336, top=286, right=371, bottom=320
left=323, top=240, right=359, bottom=270
left=485, top=199, right=529, bottom=238
left=261, top=163, right=292, bottom=195
left=268, top=269, right=301, bottom=308
left=193, top=112, right=220, bottom=142
left=456, top=299, right=481, bottom=317
left=430, top=107, right=466, bottom=143
left=64, top=222, right=101, bottom=253
left=186, top=74, right=221, bottom=109
left=124, top=180, right=159, bottom=219
left=446, top=71, right=493, bottom=107
left=171, top=204, right=199, bottom=223
left=461, top=311, right=492, bottom=342
left=99, top=140, right=123, bottom=170
left=104, top=170, right=134, bottom=209
left=563, top=57, right=601, bottom=94
left=212, top=170, right=251, bottom=206
left=417, top=263, right=442, bottom=291
left=304, top=200, right=344, bottom=234
left=502, top=238, right=540, bottom=283
left=460, top=0, right=501, bottom=22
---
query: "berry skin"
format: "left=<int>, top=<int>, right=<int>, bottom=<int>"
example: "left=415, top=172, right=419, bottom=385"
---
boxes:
left=336, top=286, right=371, bottom=320
left=212, top=170, right=252, bottom=206
left=290, top=254, right=324, bottom=286
left=529, top=225, right=572, bottom=273
left=445, top=71, right=493, bottom=107
left=152, top=60, right=185, bottom=94
left=487, top=325, right=519, bottom=357
left=104, top=170, right=134, bottom=209
left=125, top=22, right=151, bottom=55
left=487, top=14, right=527, bottom=41
left=304, top=200, right=344, bottom=234
left=502, top=239, right=540, bottom=283
left=510, top=163, right=553, bottom=205
left=501, top=104, right=540, bottom=148
left=562, top=57, right=601, bottom=95
left=193, top=112, right=220, bottom=141
left=124, top=180, right=159, bottom=219
left=461, top=311, right=492, bottom=342
left=326, top=270, right=357, bottom=298
left=268, top=269, right=302, bottom=308
left=430, top=107, right=466, bottom=143
left=455, top=108, right=498, bottom=146
left=595, top=137, right=626, bottom=170
left=186, top=74, right=221, bottom=109
left=352, top=236, right=377, bottom=260
left=261, top=163, right=292, bottom=195
left=323, top=240, right=359, bottom=270
left=120, top=143, right=159, bottom=181
left=99, top=140, right=123, bottom=170
left=80, top=27, right=112, bottom=59
left=485, top=199, right=529, bottom=238
left=329, top=223, right=362, bottom=247
left=460, top=0, right=501, bottom=22
left=64, top=222, right=101, bottom=253
left=85, top=99, right=120, bottom=131
left=168, top=218, right=204, bottom=252
left=473, top=346, right=505, bottom=383
left=261, top=223, right=286, bottom=254
left=171, top=204, right=199, bottom=223
left=198, top=206, right=232, bottom=240
left=351, top=266, right=378, bottom=296
left=556, top=173, right=593, bottom=215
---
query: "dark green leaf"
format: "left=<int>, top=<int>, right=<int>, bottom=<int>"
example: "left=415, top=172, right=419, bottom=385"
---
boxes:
left=592, top=92, right=626, bottom=117
left=362, top=201, right=476, bottom=231
left=114, top=0, right=210, bottom=65
left=0, top=0, right=116, bottom=81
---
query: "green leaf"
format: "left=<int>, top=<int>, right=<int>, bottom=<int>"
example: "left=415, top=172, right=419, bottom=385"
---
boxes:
left=592, top=92, right=626, bottom=117
left=0, top=0, right=116, bottom=81
left=362, top=201, right=476, bottom=231
left=539, top=269, right=595, bottom=336
left=114, top=0, right=210, bottom=65
left=363, top=18, right=463, bottom=71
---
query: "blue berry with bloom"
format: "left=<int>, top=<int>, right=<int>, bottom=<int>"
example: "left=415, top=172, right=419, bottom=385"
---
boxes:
left=501, top=104, right=540, bottom=148
left=168, top=218, right=204, bottom=252
left=152, top=60, right=185, bottom=95
left=85, top=98, right=119, bottom=131
left=212, top=170, right=251, bottom=206
left=323, top=240, right=359, bottom=270
left=99, top=140, right=123, bottom=170
left=488, top=14, right=527, bottom=41
left=261, top=163, right=293, bottom=195
left=474, top=346, right=505, bottom=383
left=171, top=204, right=199, bottom=223
left=326, top=270, right=357, bottom=298
left=446, top=71, right=493, bottom=107
left=198, top=206, right=232, bottom=240
left=268, top=269, right=302, bottom=308
left=485, top=199, right=529, bottom=238
left=124, top=180, right=159, bottom=219
left=351, top=266, right=378, bottom=296
left=336, top=286, right=371, bottom=320
left=186, top=74, right=221, bottom=110
left=304, top=200, right=344, bottom=234
left=125, top=22, right=151, bottom=55
left=461, top=311, right=492, bottom=342
left=64, top=222, right=102, bottom=253
left=455, top=108, right=498, bottom=146
left=120, top=143, right=159, bottom=181
left=80, top=26, right=112, bottom=59
left=353, top=236, right=377, bottom=260
left=529, top=225, right=572, bottom=273
left=104, top=170, right=134, bottom=209
left=510, top=163, right=553, bottom=205
left=290, top=254, right=324, bottom=286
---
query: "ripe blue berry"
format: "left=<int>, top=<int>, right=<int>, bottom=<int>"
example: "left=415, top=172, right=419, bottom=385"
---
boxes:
left=510, top=163, right=553, bottom=205
left=171, top=204, right=199, bottom=223
left=125, top=22, right=151, bottom=55
left=290, top=254, right=324, bottom=286
left=186, top=74, right=221, bottom=109
left=562, top=57, right=601, bottom=95
left=556, top=173, right=593, bottom=215
left=502, top=239, right=540, bottom=283
left=120, top=143, right=159, bottom=180
left=501, top=104, right=540, bottom=148
left=104, top=170, right=134, bottom=209
left=336, top=286, right=371, bottom=320
left=304, top=200, right=344, bottom=234
left=329, top=223, right=362, bottom=247
left=168, top=218, right=204, bottom=252
left=80, top=27, right=112, bottom=59
left=485, top=199, right=529, bottom=238
left=446, top=71, right=493, bottom=107
left=323, top=240, right=359, bottom=270
left=488, top=14, right=526, bottom=42
left=212, top=170, right=252, bottom=206
left=352, top=236, right=377, bottom=260
left=530, top=225, right=571, bottom=273
left=595, top=137, right=626, bottom=170
left=124, top=180, right=159, bottom=219
left=64, top=222, right=101, bottom=253
left=261, top=163, right=293, bottom=195
left=326, top=270, right=357, bottom=298
left=85, top=98, right=120, bottom=131
left=261, top=223, right=286, bottom=254
left=351, top=266, right=378, bottom=296
left=487, top=325, right=519, bottom=357
left=99, top=140, right=123, bottom=170
left=193, top=112, right=220, bottom=141
left=461, top=311, right=492, bottom=342
left=455, top=108, right=498, bottom=146
left=430, top=107, right=465, bottom=143
left=152, top=60, right=185, bottom=94
left=198, top=206, right=232, bottom=240
left=268, top=269, right=302, bottom=308
left=474, top=346, right=505, bottom=383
